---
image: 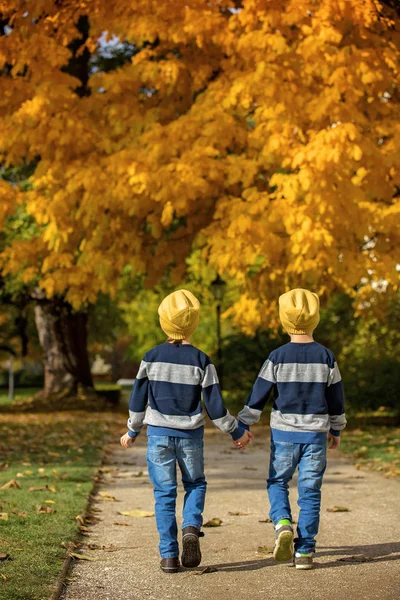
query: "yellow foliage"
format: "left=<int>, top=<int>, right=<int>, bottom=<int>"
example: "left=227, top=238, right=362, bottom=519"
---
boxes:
left=0, top=0, right=399, bottom=330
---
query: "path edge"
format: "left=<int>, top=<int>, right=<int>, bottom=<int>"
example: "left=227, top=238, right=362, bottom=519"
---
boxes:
left=50, top=442, right=114, bottom=600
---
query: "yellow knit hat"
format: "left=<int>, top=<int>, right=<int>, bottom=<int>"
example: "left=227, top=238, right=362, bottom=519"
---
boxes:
left=158, top=289, right=200, bottom=340
left=279, top=288, right=320, bottom=335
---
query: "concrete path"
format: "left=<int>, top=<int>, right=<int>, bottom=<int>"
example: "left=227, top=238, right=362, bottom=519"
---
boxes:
left=62, top=425, right=400, bottom=600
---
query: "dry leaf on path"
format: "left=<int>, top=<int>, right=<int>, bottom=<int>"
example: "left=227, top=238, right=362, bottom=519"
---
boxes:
left=98, top=492, right=119, bottom=502
left=203, top=518, right=223, bottom=527
left=113, top=522, right=134, bottom=527
left=118, top=510, right=154, bottom=518
left=69, top=552, right=100, bottom=561
left=0, top=513, right=8, bottom=521
left=194, top=566, right=218, bottom=574
left=258, top=518, right=272, bottom=523
left=257, top=546, right=274, bottom=554
left=228, top=511, right=250, bottom=516
left=337, top=555, right=372, bottom=563
left=0, top=479, right=21, bottom=490
left=327, top=506, right=350, bottom=512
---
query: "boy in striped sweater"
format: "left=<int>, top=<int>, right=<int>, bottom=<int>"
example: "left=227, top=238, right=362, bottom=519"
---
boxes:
left=120, top=289, right=252, bottom=573
left=237, top=288, right=346, bottom=570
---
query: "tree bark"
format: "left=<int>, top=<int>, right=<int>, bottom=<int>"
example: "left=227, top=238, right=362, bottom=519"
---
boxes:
left=34, top=299, right=94, bottom=398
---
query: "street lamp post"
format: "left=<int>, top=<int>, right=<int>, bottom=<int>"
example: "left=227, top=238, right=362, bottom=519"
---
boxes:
left=210, top=275, right=227, bottom=389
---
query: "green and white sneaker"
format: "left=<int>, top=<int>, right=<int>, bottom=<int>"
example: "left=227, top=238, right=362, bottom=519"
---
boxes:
left=273, top=520, right=294, bottom=562
left=294, top=552, right=314, bottom=570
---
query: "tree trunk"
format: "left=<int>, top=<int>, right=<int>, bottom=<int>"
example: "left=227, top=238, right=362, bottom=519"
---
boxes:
left=34, top=299, right=94, bottom=398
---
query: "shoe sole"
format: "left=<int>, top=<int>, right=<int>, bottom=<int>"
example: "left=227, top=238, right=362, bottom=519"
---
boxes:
left=273, top=531, right=294, bottom=562
left=181, top=534, right=201, bottom=568
left=160, top=566, right=180, bottom=574
left=295, top=563, right=313, bottom=570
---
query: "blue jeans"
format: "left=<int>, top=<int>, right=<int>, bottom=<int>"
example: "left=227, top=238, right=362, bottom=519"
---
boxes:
left=146, top=436, right=207, bottom=559
left=267, top=440, right=327, bottom=554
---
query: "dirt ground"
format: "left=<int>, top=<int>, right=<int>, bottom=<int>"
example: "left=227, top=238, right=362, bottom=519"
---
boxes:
left=62, top=426, right=400, bottom=600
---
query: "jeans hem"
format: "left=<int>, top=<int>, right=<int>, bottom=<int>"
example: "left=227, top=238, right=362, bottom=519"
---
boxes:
left=160, top=552, right=179, bottom=559
left=182, top=522, right=202, bottom=530
left=272, top=514, right=292, bottom=526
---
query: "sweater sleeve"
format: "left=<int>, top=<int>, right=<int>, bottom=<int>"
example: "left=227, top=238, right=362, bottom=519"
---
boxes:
left=326, top=359, right=347, bottom=435
left=127, top=360, right=149, bottom=438
left=238, top=356, right=276, bottom=426
left=201, top=362, right=244, bottom=440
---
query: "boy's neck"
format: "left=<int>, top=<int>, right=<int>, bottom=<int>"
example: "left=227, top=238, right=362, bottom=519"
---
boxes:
left=167, top=337, right=191, bottom=345
left=289, top=333, right=314, bottom=343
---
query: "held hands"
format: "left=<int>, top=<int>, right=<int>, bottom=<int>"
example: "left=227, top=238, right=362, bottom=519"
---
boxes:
left=328, top=432, right=341, bottom=450
left=233, top=430, right=255, bottom=451
left=120, top=432, right=137, bottom=448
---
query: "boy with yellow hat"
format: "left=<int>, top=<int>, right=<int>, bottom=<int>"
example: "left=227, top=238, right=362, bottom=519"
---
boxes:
left=237, top=288, right=346, bottom=569
left=120, top=289, right=252, bottom=573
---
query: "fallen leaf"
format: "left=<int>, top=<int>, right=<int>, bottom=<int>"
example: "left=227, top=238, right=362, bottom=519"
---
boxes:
left=47, top=451, right=61, bottom=457
left=16, top=512, right=27, bottom=518
left=79, top=526, right=89, bottom=532
left=203, top=518, right=223, bottom=527
left=258, top=518, right=272, bottom=523
left=118, top=510, right=154, bottom=518
left=243, top=467, right=258, bottom=471
left=0, top=514, right=8, bottom=521
left=98, top=492, right=118, bottom=502
left=0, top=553, right=11, bottom=562
left=228, top=511, right=250, bottom=516
left=29, top=486, right=47, bottom=492
left=69, top=552, right=100, bottom=561
left=194, top=566, right=218, bottom=575
left=0, top=479, right=21, bottom=490
left=44, top=500, right=56, bottom=504
left=337, top=555, right=372, bottom=563
left=0, top=573, right=7, bottom=581
left=37, top=505, right=56, bottom=514
left=257, top=546, right=274, bottom=554
left=113, top=522, right=134, bottom=527
left=327, top=506, right=350, bottom=512
left=75, top=515, right=85, bottom=525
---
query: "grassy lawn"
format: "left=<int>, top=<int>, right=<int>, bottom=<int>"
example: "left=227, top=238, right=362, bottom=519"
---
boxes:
left=0, top=410, right=113, bottom=600
left=340, top=426, right=400, bottom=478
left=0, top=388, right=41, bottom=408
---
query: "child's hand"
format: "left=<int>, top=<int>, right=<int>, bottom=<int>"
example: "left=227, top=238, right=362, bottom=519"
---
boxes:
left=328, top=432, right=341, bottom=450
left=233, top=430, right=254, bottom=451
left=120, top=432, right=137, bottom=448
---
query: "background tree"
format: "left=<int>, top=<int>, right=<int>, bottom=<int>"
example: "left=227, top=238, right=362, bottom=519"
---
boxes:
left=1, top=0, right=399, bottom=398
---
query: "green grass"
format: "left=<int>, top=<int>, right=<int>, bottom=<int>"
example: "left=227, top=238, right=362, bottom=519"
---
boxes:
left=0, top=388, right=41, bottom=408
left=0, top=411, right=112, bottom=600
left=340, top=426, right=400, bottom=478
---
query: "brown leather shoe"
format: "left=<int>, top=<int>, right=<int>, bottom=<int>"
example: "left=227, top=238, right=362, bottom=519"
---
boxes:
left=160, top=557, right=180, bottom=573
left=181, top=526, right=202, bottom=568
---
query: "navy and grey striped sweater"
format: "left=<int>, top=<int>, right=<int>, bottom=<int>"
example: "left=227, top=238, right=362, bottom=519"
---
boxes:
left=127, top=342, right=244, bottom=440
left=238, top=342, right=346, bottom=444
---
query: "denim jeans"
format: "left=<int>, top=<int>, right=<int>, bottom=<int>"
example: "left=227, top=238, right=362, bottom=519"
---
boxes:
left=267, top=440, right=327, bottom=554
left=146, top=436, right=207, bottom=559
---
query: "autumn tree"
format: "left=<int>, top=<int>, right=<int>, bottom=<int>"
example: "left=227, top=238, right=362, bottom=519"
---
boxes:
left=1, top=0, right=399, bottom=396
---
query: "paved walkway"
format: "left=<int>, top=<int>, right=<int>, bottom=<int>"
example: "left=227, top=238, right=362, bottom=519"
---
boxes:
left=62, top=426, right=400, bottom=600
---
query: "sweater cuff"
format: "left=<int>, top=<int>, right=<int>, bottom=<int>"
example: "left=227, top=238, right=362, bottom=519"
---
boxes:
left=231, top=423, right=246, bottom=441
left=238, top=420, right=250, bottom=431
left=329, top=428, right=341, bottom=437
left=128, top=430, right=139, bottom=439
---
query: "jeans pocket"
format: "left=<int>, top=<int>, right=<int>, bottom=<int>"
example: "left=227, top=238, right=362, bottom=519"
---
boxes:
left=271, top=441, right=294, bottom=469
left=309, top=444, right=327, bottom=473
left=147, top=436, right=172, bottom=465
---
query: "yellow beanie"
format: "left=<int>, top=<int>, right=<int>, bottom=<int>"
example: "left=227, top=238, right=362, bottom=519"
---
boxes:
left=158, top=289, right=200, bottom=340
left=279, top=288, right=320, bottom=335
